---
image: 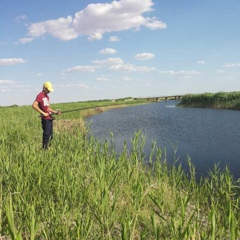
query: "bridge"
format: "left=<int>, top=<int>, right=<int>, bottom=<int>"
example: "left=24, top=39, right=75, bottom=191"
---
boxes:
left=139, top=95, right=183, bottom=102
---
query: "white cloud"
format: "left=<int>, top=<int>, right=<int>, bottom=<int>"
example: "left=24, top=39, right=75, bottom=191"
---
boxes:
left=76, top=84, right=89, bottom=89
left=159, top=70, right=200, bottom=77
left=197, top=60, right=205, bottom=64
left=134, top=52, right=154, bottom=60
left=63, top=65, right=98, bottom=73
left=0, top=89, right=10, bottom=92
left=96, top=77, right=109, bottom=82
left=27, top=0, right=166, bottom=41
left=110, top=63, right=157, bottom=72
left=0, top=80, right=15, bottom=93
left=28, top=16, right=78, bottom=41
left=222, top=62, right=240, bottom=68
left=92, top=57, right=124, bottom=66
left=15, top=15, right=27, bottom=22
left=88, top=32, right=103, bottom=41
left=109, top=36, right=120, bottom=42
left=19, top=38, right=34, bottom=44
left=120, top=76, right=132, bottom=81
left=99, top=48, right=117, bottom=55
left=144, top=17, right=166, bottom=30
left=0, top=80, right=15, bottom=84
left=59, top=84, right=88, bottom=89
left=0, top=58, right=26, bottom=65
left=64, top=57, right=157, bottom=75
left=15, top=84, right=31, bottom=89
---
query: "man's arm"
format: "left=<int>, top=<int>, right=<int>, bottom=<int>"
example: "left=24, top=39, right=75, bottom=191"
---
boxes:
left=32, top=100, right=48, bottom=116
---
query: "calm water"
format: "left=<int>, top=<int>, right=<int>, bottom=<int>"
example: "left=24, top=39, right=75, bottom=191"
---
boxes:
left=86, top=101, right=240, bottom=180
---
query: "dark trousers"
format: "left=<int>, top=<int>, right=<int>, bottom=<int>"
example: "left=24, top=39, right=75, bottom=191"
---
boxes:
left=41, top=119, right=53, bottom=149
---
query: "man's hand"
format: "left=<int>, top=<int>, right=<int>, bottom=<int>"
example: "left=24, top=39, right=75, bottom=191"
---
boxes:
left=56, top=109, right=61, bottom=115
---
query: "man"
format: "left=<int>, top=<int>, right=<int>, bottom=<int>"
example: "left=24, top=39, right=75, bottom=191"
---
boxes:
left=32, top=81, right=61, bottom=149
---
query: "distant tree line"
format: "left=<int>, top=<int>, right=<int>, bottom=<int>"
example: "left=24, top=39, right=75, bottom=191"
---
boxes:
left=178, top=91, right=240, bottom=110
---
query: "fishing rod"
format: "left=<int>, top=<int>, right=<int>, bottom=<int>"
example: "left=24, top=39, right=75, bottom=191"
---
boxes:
left=38, top=104, right=116, bottom=118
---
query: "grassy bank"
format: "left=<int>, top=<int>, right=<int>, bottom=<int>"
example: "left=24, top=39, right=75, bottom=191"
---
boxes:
left=178, top=91, right=240, bottom=110
left=0, top=99, right=240, bottom=239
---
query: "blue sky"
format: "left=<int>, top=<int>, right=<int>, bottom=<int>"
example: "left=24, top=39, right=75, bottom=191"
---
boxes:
left=1, top=0, right=240, bottom=106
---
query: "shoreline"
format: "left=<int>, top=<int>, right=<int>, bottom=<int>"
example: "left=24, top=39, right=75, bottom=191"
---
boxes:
left=54, top=103, right=143, bottom=133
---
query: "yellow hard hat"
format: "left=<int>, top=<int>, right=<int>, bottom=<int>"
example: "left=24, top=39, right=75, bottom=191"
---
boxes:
left=43, top=81, right=54, bottom=92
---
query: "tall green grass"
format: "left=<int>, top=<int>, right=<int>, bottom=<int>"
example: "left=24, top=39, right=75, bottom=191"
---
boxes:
left=178, top=91, right=240, bottom=110
left=0, top=100, right=240, bottom=239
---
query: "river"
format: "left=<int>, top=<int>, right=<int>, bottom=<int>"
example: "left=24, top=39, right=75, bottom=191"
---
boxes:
left=86, top=101, right=240, bottom=180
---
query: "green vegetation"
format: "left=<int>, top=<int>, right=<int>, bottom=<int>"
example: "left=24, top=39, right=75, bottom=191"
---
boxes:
left=0, top=99, right=240, bottom=239
left=178, top=91, right=240, bottom=110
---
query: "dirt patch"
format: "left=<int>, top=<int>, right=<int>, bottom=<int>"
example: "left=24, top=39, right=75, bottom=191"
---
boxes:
left=53, top=105, right=127, bottom=133
left=81, top=105, right=128, bottom=118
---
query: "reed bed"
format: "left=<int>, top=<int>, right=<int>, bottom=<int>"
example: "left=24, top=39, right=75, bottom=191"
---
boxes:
left=0, top=101, right=240, bottom=239
left=178, top=91, right=240, bottom=110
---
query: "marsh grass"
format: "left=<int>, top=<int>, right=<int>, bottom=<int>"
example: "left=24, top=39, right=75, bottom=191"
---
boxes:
left=178, top=91, right=240, bottom=110
left=0, top=100, right=240, bottom=239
